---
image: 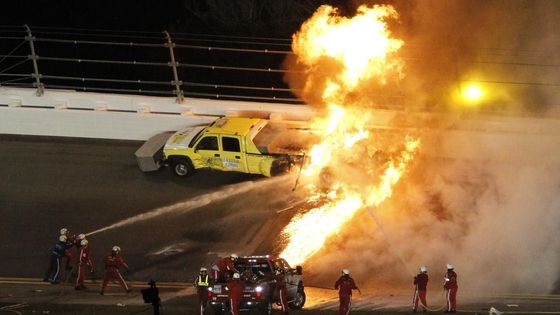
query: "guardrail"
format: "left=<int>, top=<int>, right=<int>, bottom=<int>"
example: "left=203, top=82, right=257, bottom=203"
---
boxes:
left=0, top=25, right=304, bottom=104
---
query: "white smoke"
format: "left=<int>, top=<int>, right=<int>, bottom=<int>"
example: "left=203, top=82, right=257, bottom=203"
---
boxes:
left=302, top=121, right=560, bottom=294
left=280, top=0, right=560, bottom=294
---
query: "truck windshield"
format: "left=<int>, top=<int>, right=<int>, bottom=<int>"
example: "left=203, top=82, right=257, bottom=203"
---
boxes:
left=235, top=263, right=272, bottom=275
left=188, top=128, right=205, bottom=148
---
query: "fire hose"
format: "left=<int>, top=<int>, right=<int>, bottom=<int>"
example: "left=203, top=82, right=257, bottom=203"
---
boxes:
left=415, top=288, right=448, bottom=312
left=364, top=207, right=451, bottom=312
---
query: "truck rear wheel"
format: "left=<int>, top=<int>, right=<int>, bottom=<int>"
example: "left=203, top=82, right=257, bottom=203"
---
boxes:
left=169, top=157, right=194, bottom=177
left=259, top=299, right=272, bottom=315
left=211, top=304, right=225, bottom=315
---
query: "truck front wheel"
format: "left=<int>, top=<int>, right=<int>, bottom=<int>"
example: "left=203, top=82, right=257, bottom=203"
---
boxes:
left=289, top=283, right=306, bottom=310
left=169, top=157, right=195, bottom=177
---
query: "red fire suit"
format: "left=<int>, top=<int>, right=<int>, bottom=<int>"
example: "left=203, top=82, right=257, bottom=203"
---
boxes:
left=213, top=257, right=238, bottom=282
left=63, top=234, right=77, bottom=269
left=412, top=272, right=428, bottom=312
left=75, top=244, right=93, bottom=289
left=226, top=279, right=245, bottom=315
left=101, top=252, right=130, bottom=294
left=194, top=274, right=210, bottom=315
left=274, top=273, right=290, bottom=314
left=444, top=270, right=458, bottom=312
left=335, top=276, right=359, bottom=315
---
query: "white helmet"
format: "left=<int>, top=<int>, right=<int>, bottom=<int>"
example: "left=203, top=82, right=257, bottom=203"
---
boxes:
left=447, top=263, right=454, bottom=270
left=59, top=235, right=68, bottom=242
left=230, top=253, right=239, bottom=260
left=232, top=272, right=240, bottom=279
left=77, top=234, right=86, bottom=240
left=112, top=246, right=121, bottom=252
left=419, top=266, right=428, bottom=273
left=80, top=239, right=88, bottom=246
left=200, top=267, right=208, bottom=272
left=342, top=269, right=350, bottom=275
left=60, top=228, right=68, bottom=235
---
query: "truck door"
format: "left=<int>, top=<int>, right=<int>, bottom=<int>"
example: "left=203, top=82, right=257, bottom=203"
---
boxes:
left=220, top=136, right=247, bottom=173
left=278, top=259, right=299, bottom=296
left=193, top=135, right=223, bottom=169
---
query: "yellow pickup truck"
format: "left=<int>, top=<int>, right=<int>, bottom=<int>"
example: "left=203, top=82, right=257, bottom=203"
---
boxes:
left=135, top=117, right=307, bottom=177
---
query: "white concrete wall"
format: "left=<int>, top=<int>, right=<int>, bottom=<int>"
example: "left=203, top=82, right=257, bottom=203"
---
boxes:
left=0, top=87, right=314, bottom=140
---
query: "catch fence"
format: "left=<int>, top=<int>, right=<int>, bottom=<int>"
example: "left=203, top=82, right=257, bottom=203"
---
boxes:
left=0, top=25, right=302, bottom=104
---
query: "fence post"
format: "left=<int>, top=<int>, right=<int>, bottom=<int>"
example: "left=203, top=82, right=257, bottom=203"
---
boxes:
left=163, top=31, right=183, bottom=103
left=24, top=24, right=44, bottom=96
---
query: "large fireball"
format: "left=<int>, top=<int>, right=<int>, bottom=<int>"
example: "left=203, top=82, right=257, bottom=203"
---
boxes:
left=280, top=4, right=420, bottom=266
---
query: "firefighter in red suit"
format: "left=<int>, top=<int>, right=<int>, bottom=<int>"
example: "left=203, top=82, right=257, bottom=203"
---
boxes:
left=75, top=239, right=94, bottom=290
left=444, top=264, right=458, bottom=313
left=226, top=272, right=245, bottom=315
left=274, top=269, right=290, bottom=314
left=334, top=269, right=361, bottom=315
left=59, top=228, right=76, bottom=270
left=412, top=266, right=429, bottom=312
left=194, top=267, right=211, bottom=315
left=100, top=246, right=131, bottom=295
left=212, top=253, right=239, bottom=282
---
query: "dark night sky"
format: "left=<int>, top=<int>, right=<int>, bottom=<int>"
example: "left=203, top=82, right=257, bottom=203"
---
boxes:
left=0, top=0, right=354, bottom=102
left=1, top=1, right=351, bottom=36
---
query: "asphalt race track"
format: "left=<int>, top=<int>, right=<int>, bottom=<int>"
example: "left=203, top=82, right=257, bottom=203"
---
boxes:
left=0, top=135, right=299, bottom=282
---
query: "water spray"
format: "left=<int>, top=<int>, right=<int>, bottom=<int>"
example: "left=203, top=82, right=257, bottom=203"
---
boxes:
left=364, top=207, right=450, bottom=312
left=86, top=176, right=289, bottom=236
left=364, top=207, right=414, bottom=277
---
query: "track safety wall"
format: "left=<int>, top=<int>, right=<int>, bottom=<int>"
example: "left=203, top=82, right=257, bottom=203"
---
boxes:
left=2, top=87, right=560, bottom=162
left=0, top=87, right=314, bottom=140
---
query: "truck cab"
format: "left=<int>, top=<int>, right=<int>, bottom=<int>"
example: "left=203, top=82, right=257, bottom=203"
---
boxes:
left=135, top=117, right=306, bottom=177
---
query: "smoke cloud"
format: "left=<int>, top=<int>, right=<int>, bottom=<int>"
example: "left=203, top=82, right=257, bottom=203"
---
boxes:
left=392, top=0, right=560, bottom=112
left=280, top=0, right=560, bottom=295
left=286, top=0, right=560, bottom=112
left=302, top=125, right=560, bottom=294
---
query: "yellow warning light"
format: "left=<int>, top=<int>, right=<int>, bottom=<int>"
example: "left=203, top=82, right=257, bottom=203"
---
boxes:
left=462, top=84, right=484, bottom=102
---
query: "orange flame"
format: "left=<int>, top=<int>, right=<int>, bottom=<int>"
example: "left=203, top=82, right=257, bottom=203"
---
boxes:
left=293, top=4, right=404, bottom=97
left=281, top=136, right=420, bottom=266
left=279, top=4, right=420, bottom=266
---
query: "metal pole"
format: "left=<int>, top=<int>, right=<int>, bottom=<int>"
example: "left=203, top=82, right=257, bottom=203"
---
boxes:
left=24, top=24, right=44, bottom=96
left=163, top=31, right=183, bottom=103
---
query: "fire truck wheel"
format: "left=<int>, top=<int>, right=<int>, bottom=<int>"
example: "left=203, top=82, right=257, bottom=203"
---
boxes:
left=169, top=157, right=194, bottom=177
left=289, top=284, right=306, bottom=310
